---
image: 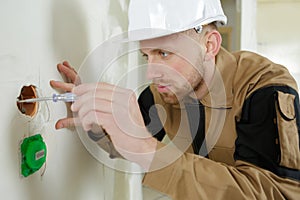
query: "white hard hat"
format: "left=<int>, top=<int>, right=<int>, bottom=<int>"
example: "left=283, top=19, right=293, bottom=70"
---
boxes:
left=127, top=0, right=227, bottom=41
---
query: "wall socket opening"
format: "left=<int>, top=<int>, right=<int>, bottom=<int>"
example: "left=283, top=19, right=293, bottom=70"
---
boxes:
left=16, top=85, right=38, bottom=117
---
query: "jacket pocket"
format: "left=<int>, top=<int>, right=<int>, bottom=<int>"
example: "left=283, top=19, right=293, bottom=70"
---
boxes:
left=275, top=91, right=300, bottom=170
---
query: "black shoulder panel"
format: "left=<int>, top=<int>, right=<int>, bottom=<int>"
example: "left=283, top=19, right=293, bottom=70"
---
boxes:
left=235, top=86, right=300, bottom=181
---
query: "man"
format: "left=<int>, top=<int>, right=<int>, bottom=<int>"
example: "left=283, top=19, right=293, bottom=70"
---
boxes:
left=50, top=0, right=300, bottom=199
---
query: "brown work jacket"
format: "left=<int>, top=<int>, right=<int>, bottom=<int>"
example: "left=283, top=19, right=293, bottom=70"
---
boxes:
left=142, top=47, right=300, bottom=199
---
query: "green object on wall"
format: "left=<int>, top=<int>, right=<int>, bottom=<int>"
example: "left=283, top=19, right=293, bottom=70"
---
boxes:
left=20, top=134, right=47, bottom=177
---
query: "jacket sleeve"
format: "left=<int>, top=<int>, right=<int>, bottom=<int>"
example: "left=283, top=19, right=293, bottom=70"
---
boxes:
left=143, top=143, right=300, bottom=200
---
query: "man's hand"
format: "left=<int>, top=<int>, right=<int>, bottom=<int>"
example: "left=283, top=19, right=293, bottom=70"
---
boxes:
left=71, top=82, right=158, bottom=170
left=50, top=61, right=81, bottom=129
left=50, top=61, right=158, bottom=169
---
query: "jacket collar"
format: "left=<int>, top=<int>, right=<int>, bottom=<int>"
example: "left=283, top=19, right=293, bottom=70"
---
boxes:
left=198, top=47, right=236, bottom=108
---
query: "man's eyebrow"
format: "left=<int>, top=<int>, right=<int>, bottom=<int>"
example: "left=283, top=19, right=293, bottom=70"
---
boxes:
left=139, top=49, right=146, bottom=54
left=139, top=48, right=173, bottom=54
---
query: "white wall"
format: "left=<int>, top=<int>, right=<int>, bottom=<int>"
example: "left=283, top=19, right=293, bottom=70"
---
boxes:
left=0, top=0, right=149, bottom=200
left=221, top=0, right=241, bottom=51
left=256, top=0, right=300, bottom=87
left=240, top=0, right=257, bottom=51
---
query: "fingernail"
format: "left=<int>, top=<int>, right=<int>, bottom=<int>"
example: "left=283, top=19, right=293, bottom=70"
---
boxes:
left=56, top=123, right=63, bottom=129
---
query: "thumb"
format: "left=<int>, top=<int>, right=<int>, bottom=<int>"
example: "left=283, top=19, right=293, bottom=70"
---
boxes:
left=55, top=117, right=80, bottom=130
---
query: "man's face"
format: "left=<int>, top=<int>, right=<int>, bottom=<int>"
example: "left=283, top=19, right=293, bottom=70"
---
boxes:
left=140, top=32, right=206, bottom=104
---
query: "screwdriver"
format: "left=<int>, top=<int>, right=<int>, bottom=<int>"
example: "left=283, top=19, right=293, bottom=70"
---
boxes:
left=17, top=92, right=77, bottom=103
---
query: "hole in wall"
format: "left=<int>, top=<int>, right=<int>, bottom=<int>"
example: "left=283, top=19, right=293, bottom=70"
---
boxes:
left=16, top=85, right=38, bottom=117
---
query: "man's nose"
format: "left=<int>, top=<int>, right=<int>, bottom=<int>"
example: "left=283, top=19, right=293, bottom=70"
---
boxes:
left=146, top=59, right=163, bottom=80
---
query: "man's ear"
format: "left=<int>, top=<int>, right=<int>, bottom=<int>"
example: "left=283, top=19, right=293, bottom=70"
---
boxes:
left=204, top=30, right=222, bottom=61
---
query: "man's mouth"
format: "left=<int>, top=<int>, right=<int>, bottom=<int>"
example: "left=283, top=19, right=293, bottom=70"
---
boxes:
left=157, top=84, right=170, bottom=93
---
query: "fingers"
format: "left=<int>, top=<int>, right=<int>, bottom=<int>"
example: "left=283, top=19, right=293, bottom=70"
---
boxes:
left=72, top=83, right=133, bottom=109
left=73, top=82, right=128, bottom=96
left=57, top=61, right=81, bottom=85
left=72, top=87, right=134, bottom=118
left=50, top=80, right=75, bottom=92
left=71, top=89, right=113, bottom=110
left=62, top=61, right=72, bottom=68
left=80, top=111, right=111, bottom=132
left=52, top=61, right=83, bottom=131
left=68, top=83, right=143, bottom=137
left=73, top=97, right=112, bottom=120
left=71, top=82, right=138, bottom=119
left=50, top=61, right=81, bottom=92
left=55, top=117, right=81, bottom=130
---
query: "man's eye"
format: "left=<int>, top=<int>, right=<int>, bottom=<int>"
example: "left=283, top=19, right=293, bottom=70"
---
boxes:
left=142, top=54, right=148, bottom=60
left=159, top=51, right=169, bottom=58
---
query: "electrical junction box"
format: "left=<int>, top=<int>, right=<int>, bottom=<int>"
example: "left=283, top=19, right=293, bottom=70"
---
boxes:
left=20, top=134, right=47, bottom=177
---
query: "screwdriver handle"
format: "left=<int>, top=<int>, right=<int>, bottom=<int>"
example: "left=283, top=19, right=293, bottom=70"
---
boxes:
left=52, top=93, right=77, bottom=102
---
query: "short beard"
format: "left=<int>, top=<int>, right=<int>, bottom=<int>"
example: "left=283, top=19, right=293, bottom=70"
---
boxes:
left=160, top=92, right=180, bottom=104
left=160, top=78, right=204, bottom=105
left=192, top=77, right=204, bottom=95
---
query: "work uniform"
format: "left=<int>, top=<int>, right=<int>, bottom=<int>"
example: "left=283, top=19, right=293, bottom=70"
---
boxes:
left=138, top=47, right=300, bottom=199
